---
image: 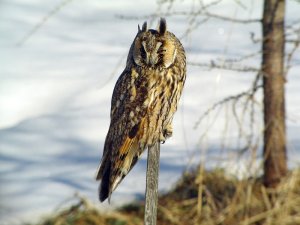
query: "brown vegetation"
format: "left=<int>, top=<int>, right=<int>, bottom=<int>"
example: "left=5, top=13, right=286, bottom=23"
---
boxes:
left=29, top=167, right=300, bottom=225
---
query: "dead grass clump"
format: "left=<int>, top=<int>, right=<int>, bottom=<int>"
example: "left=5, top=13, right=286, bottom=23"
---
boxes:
left=30, top=195, right=142, bottom=225
left=155, top=168, right=300, bottom=225
left=26, top=167, right=300, bottom=225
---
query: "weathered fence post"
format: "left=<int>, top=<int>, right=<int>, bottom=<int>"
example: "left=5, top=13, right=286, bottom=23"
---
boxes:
left=144, top=142, right=160, bottom=225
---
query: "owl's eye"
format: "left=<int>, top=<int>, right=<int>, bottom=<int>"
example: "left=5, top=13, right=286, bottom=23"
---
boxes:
left=155, top=42, right=164, bottom=54
left=158, top=47, right=166, bottom=54
left=140, top=45, right=146, bottom=59
left=140, top=41, right=147, bottom=59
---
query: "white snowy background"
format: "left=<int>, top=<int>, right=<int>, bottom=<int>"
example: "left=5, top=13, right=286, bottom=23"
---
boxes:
left=0, top=0, right=299, bottom=224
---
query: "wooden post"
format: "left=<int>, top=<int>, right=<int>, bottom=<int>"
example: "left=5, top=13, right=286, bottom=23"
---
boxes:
left=144, top=142, right=160, bottom=225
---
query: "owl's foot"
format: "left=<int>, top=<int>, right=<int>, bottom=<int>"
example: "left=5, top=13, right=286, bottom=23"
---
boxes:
left=159, top=134, right=166, bottom=144
left=164, top=124, right=173, bottom=138
left=160, top=124, right=173, bottom=144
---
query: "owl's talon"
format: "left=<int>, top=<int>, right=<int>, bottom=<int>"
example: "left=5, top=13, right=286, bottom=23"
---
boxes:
left=159, top=133, right=166, bottom=143
left=163, top=124, right=173, bottom=139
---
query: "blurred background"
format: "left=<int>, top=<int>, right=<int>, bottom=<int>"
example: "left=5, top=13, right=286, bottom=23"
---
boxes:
left=0, top=0, right=299, bottom=224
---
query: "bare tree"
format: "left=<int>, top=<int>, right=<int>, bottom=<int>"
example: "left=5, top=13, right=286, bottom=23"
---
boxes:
left=262, top=0, right=287, bottom=188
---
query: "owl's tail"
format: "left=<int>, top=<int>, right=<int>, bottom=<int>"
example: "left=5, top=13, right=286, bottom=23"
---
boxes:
left=97, top=136, right=142, bottom=202
left=97, top=119, right=146, bottom=202
left=95, top=148, right=111, bottom=202
left=98, top=160, right=111, bottom=202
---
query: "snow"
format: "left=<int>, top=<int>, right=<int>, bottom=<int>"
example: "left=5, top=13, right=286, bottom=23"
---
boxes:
left=0, top=0, right=299, bottom=224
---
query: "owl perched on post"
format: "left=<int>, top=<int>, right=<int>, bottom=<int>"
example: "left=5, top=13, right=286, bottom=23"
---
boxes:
left=96, top=18, right=186, bottom=202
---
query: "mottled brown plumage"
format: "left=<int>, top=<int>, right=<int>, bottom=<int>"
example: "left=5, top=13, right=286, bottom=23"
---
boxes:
left=96, top=18, right=186, bottom=202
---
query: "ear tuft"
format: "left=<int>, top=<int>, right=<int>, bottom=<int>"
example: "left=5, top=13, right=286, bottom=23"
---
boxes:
left=138, top=24, right=141, bottom=32
left=158, top=18, right=167, bottom=35
left=142, top=21, right=147, bottom=32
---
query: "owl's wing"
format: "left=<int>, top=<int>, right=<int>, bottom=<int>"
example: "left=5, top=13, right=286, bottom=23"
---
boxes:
left=96, top=67, right=150, bottom=202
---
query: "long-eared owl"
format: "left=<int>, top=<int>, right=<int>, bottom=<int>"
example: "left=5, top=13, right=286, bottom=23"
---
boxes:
left=96, top=18, right=186, bottom=202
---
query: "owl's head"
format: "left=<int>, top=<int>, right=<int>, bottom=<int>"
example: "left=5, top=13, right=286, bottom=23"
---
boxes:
left=132, top=18, right=177, bottom=69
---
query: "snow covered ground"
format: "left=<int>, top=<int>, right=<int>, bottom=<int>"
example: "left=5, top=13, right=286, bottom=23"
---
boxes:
left=0, top=0, right=299, bottom=224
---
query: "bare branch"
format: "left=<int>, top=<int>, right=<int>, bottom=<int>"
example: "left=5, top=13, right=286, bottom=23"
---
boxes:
left=285, top=38, right=300, bottom=78
left=194, top=84, right=262, bottom=129
left=198, top=0, right=223, bottom=11
left=286, top=39, right=300, bottom=43
left=250, top=32, right=262, bottom=44
left=189, top=61, right=260, bottom=73
left=17, top=0, right=73, bottom=46
left=116, top=11, right=261, bottom=24
left=285, top=19, right=300, bottom=30
left=236, top=72, right=262, bottom=153
left=117, top=0, right=260, bottom=25
left=201, top=11, right=261, bottom=24
left=233, top=0, right=248, bottom=10
left=180, top=17, right=210, bottom=39
left=221, top=51, right=261, bottom=63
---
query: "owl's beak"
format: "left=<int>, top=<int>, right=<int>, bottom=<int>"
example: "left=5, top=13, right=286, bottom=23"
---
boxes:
left=147, top=54, right=157, bottom=66
left=150, top=57, right=157, bottom=65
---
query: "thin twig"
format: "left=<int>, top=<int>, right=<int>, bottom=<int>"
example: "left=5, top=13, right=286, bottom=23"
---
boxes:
left=285, top=38, right=300, bottom=78
left=202, top=11, right=261, bottom=24
left=194, top=84, right=262, bottom=129
left=17, top=0, right=73, bottom=46
left=117, top=10, right=261, bottom=23
left=222, top=51, right=261, bottom=63
left=189, top=61, right=260, bottom=73
left=117, top=12, right=261, bottom=24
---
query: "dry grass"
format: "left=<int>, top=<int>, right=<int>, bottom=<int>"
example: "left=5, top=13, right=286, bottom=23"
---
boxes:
left=155, top=168, right=300, bottom=225
left=28, top=196, right=142, bottom=225
left=27, top=167, right=300, bottom=225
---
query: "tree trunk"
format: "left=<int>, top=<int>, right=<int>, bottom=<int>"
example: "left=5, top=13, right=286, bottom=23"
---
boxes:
left=262, top=0, right=287, bottom=188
